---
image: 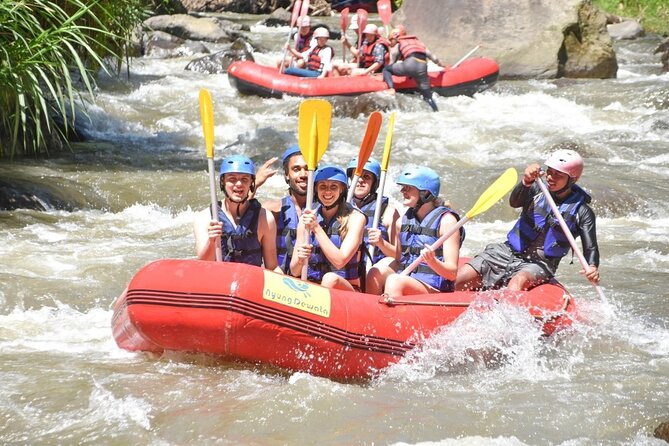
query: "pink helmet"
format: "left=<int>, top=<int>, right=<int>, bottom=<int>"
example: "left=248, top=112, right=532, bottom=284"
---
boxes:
left=545, top=149, right=584, bottom=182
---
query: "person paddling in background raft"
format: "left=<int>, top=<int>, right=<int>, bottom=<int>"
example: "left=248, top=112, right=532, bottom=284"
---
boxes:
left=194, top=155, right=281, bottom=272
left=263, top=145, right=308, bottom=273
left=382, top=25, right=443, bottom=112
left=284, top=27, right=334, bottom=79
left=332, top=24, right=390, bottom=76
left=366, top=166, right=465, bottom=296
left=277, top=16, right=313, bottom=70
left=346, top=157, right=400, bottom=266
left=455, top=146, right=600, bottom=292
left=290, top=165, right=367, bottom=291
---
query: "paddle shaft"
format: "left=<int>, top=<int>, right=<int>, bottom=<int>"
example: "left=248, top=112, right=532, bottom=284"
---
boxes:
left=207, top=158, right=223, bottom=262
left=451, top=45, right=480, bottom=70
left=300, top=170, right=316, bottom=280
left=367, top=169, right=388, bottom=270
left=400, top=215, right=470, bottom=276
left=536, top=177, right=608, bottom=303
left=279, top=0, right=303, bottom=74
left=346, top=174, right=360, bottom=202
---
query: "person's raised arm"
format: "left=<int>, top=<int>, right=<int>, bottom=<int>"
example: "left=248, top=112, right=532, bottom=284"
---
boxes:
left=313, top=211, right=366, bottom=269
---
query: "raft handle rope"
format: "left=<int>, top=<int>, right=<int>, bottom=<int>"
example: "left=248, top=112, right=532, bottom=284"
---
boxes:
left=381, top=294, right=470, bottom=307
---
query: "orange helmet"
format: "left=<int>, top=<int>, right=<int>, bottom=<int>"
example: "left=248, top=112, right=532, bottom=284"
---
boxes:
left=391, top=25, right=406, bottom=39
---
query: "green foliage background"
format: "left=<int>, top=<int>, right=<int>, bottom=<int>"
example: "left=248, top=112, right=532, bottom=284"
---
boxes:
left=0, top=0, right=150, bottom=158
left=593, top=0, right=669, bottom=33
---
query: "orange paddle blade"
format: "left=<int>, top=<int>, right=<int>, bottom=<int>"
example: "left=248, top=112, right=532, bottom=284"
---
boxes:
left=354, top=111, right=382, bottom=176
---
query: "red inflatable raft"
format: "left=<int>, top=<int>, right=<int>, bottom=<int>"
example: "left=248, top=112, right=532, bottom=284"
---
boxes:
left=227, top=57, right=499, bottom=99
left=112, top=259, right=576, bottom=380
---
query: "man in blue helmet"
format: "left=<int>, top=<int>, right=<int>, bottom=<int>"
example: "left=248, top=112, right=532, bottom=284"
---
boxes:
left=290, top=165, right=367, bottom=290
left=263, top=144, right=309, bottom=273
left=193, top=154, right=281, bottom=272
left=366, top=165, right=465, bottom=296
left=346, top=157, right=400, bottom=267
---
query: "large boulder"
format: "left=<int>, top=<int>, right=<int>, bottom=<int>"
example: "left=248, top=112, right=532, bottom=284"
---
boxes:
left=186, top=38, right=255, bottom=73
left=395, top=0, right=617, bottom=79
left=143, top=14, right=246, bottom=43
left=180, top=0, right=290, bottom=14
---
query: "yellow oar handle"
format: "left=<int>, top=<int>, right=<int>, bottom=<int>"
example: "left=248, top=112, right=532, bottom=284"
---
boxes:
left=199, top=88, right=222, bottom=262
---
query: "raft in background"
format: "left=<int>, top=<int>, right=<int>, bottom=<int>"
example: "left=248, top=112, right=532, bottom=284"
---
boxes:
left=112, top=259, right=577, bottom=380
left=227, top=57, right=499, bottom=99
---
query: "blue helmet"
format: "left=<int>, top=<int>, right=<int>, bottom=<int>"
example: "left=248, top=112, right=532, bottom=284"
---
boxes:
left=281, top=144, right=302, bottom=165
left=220, top=155, right=256, bottom=178
left=314, top=165, right=348, bottom=186
left=346, top=157, right=381, bottom=180
left=396, top=166, right=440, bottom=196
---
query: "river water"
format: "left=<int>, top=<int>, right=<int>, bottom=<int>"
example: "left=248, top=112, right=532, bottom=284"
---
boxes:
left=1, top=15, right=668, bottom=445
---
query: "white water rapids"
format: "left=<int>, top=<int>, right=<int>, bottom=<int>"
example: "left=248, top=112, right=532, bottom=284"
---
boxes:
left=0, top=16, right=668, bottom=445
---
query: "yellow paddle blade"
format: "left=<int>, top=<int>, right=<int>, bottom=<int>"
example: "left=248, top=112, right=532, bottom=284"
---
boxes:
left=380, top=112, right=395, bottom=171
left=199, top=89, right=215, bottom=159
left=298, top=99, right=332, bottom=170
left=355, top=111, right=382, bottom=176
left=465, top=168, right=518, bottom=219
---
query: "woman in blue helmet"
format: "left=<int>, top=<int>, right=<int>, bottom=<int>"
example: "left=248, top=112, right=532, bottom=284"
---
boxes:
left=366, top=166, right=465, bottom=296
left=193, top=154, right=281, bottom=272
left=346, top=157, right=400, bottom=267
left=290, top=165, right=367, bottom=290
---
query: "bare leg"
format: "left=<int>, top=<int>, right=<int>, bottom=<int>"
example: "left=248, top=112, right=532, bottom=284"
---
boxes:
left=321, top=272, right=356, bottom=291
left=384, top=273, right=434, bottom=297
left=455, top=263, right=482, bottom=291
left=507, top=270, right=540, bottom=291
left=366, top=258, right=398, bottom=295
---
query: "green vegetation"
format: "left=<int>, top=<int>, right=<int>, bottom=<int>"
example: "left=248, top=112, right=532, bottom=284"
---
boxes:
left=593, top=0, right=669, bottom=34
left=0, top=0, right=149, bottom=158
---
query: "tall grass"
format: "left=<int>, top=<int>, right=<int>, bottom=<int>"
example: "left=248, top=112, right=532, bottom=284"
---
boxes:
left=593, top=0, right=669, bottom=34
left=0, top=0, right=147, bottom=158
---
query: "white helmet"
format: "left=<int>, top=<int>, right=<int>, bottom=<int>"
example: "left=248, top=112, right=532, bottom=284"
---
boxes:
left=362, top=24, right=378, bottom=35
left=297, top=16, right=310, bottom=27
left=313, top=27, right=329, bottom=39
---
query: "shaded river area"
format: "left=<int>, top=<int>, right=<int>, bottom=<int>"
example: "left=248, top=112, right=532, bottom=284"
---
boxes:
left=1, top=13, right=668, bottom=445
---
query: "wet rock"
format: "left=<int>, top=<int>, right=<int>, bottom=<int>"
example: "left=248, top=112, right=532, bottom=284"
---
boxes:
left=185, top=38, right=254, bottom=73
left=559, top=2, right=618, bottom=78
left=143, top=14, right=246, bottom=43
left=655, top=421, right=669, bottom=443
left=607, top=19, right=645, bottom=40
left=395, top=0, right=617, bottom=79
left=0, top=177, right=104, bottom=212
left=180, top=0, right=288, bottom=14
left=143, top=30, right=207, bottom=58
left=260, top=7, right=291, bottom=27
left=655, top=38, right=669, bottom=72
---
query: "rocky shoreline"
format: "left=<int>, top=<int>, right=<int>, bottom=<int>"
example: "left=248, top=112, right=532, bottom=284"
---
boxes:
left=138, top=0, right=668, bottom=80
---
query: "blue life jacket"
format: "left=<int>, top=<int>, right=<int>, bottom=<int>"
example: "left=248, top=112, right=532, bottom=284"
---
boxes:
left=358, top=195, right=390, bottom=264
left=217, top=198, right=263, bottom=266
left=399, top=205, right=465, bottom=292
left=276, top=195, right=299, bottom=272
left=507, top=184, right=590, bottom=258
left=307, top=203, right=364, bottom=283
